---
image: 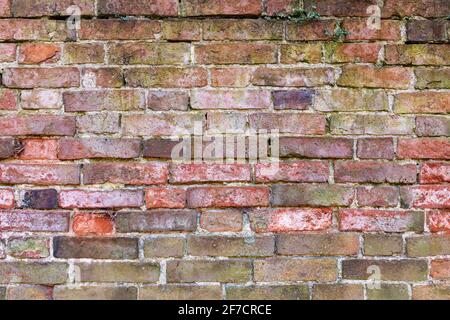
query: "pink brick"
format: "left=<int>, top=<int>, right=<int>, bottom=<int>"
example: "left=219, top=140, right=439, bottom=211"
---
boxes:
left=58, top=138, right=141, bottom=160
left=145, top=187, right=186, bottom=209
left=59, top=190, right=144, bottom=209
left=0, top=210, right=69, bottom=232
left=0, top=89, right=18, bottom=110
left=0, top=116, right=75, bottom=136
left=427, top=210, right=450, bottom=233
left=170, top=164, right=251, bottom=183
left=187, top=187, right=269, bottom=208
left=210, top=68, right=253, bottom=87
left=98, top=0, right=179, bottom=16
left=2, top=67, right=80, bottom=88
left=357, top=186, right=399, bottom=207
left=420, top=162, right=450, bottom=184
left=255, top=161, right=329, bottom=183
left=0, top=0, right=10, bottom=16
left=0, top=164, right=80, bottom=185
left=0, top=189, right=14, bottom=209
left=431, top=260, right=450, bottom=279
left=249, top=113, right=327, bottom=135
left=0, top=43, right=16, bottom=62
left=191, top=90, right=271, bottom=110
left=401, top=186, right=450, bottom=209
left=18, top=139, right=58, bottom=160
left=398, top=138, right=450, bottom=160
left=183, top=0, right=262, bottom=16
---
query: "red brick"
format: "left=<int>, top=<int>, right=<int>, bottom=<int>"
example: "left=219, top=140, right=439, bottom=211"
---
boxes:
left=63, top=90, right=144, bottom=112
left=0, top=116, right=74, bottom=136
left=58, top=138, right=141, bottom=160
left=83, top=163, right=168, bottom=185
left=98, top=0, right=178, bottom=16
left=203, top=19, right=283, bottom=40
left=195, top=43, right=277, bottom=65
left=357, top=186, right=399, bottom=208
left=122, top=113, right=203, bottom=136
left=210, top=68, right=253, bottom=88
left=407, top=20, right=447, bottom=43
left=108, top=42, right=189, bottom=65
left=0, top=89, right=18, bottom=110
left=420, top=162, right=450, bottom=184
left=253, top=67, right=334, bottom=87
left=18, top=139, right=58, bottom=160
left=81, top=68, right=123, bottom=88
left=80, top=20, right=161, bottom=40
left=187, top=187, right=269, bottom=208
left=59, top=190, right=144, bottom=209
left=0, top=210, right=69, bottom=232
left=255, top=161, right=329, bottom=183
left=125, top=67, right=207, bottom=88
left=272, top=90, right=313, bottom=110
left=305, top=0, right=377, bottom=17
left=0, top=0, right=10, bottom=16
left=0, top=19, right=71, bottom=41
left=170, top=164, right=251, bottom=183
left=18, top=43, right=60, bottom=64
left=427, top=210, right=450, bottom=233
left=0, top=43, right=16, bottom=62
left=191, top=90, right=271, bottom=110
left=280, top=137, right=353, bottom=159
left=343, top=19, right=401, bottom=41
left=265, top=0, right=298, bottom=15
left=339, top=209, right=424, bottom=232
left=0, top=138, right=16, bottom=159
left=3, top=68, right=79, bottom=88
left=334, top=161, right=417, bottom=184
left=287, top=20, right=336, bottom=41
left=401, top=186, right=450, bottom=209
left=163, top=20, right=201, bottom=41
left=0, top=189, right=14, bottom=209
left=357, top=138, right=395, bottom=160
left=338, top=65, right=413, bottom=89
left=73, top=214, right=114, bottom=237
left=200, top=210, right=243, bottom=232
left=249, top=113, right=326, bottom=135
left=382, top=0, right=450, bottom=18
left=11, top=0, right=95, bottom=16
left=394, top=92, right=450, bottom=114
left=0, top=164, right=80, bottom=185
left=431, top=260, right=450, bottom=279
left=182, top=0, right=262, bottom=16
left=324, top=43, right=381, bottom=63
left=398, top=138, right=450, bottom=159
left=248, top=208, right=333, bottom=233
left=147, top=91, right=189, bottom=111
left=146, top=187, right=186, bottom=209
left=280, top=44, right=322, bottom=64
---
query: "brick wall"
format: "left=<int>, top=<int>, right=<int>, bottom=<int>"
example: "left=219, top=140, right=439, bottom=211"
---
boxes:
left=0, top=0, right=449, bottom=300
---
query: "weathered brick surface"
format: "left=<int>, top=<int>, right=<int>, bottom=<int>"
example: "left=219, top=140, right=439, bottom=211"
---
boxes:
left=1, top=0, right=448, bottom=301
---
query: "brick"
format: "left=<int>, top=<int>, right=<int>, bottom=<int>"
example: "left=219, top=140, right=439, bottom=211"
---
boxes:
left=338, top=65, right=412, bottom=89
left=420, top=162, right=450, bottom=184
left=53, top=237, right=138, bottom=260
left=427, top=210, right=450, bottom=233
left=203, top=19, right=283, bottom=40
left=76, top=113, right=120, bottom=134
left=305, top=0, right=377, bottom=17
left=334, top=161, right=417, bottom=184
left=254, top=258, right=337, bottom=282
left=63, top=43, right=104, bottom=64
left=272, top=90, right=314, bottom=110
left=0, top=210, right=69, bottom=232
left=407, top=235, right=450, bottom=257
left=339, top=209, right=424, bottom=233
left=415, top=68, right=450, bottom=89
left=357, top=138, right=395, bottom=160
left=364, top=234, right=404, bottom=256
left=367, top=284, right=410, bottom=300
left=195, top=43, right=277, bottom=65
left=0, top=115, right=75, bottom=136
left=280, top=44, right=322, bottom=64
left=21, top=89, right=61, bottom=109
left=84, top=163, right=168, bottom=185
left=59, top=190, right=143, bottom=209
left=7, top=237, right=49, bottom=259
left=416, top=116, right=450, bottom=137
left=162, top=20, right=201, bottom=41
left=19, top=189, right=57, bottom=209
left=187, top=187, right=269, bottom=208
left=324, top=43, right=381, bottom=63
left=191, top=90, right=271, bottom=110
left=140, top=285, right=221, bottom=300
left=342, top=259, right=428, bottom=281
left=53, top=286, right=137, bottom=300
left=147, top=91, right=189, bottom=111
left=0, top=287, right=4, bottom=299
left=167, top=259, right=252, bottom=283
left=200, top=210, right=243, bottom=232
left=265, top=0, right=298, bottom=15
left=11, top=0, right=94, bottom=16
left=0, top=262, right=67, bottom=284
left=315, top=89, right=387, bottom=112
left=330, top=114, right=415, bottom=135
left=98, top=0, right=178, bottom=16
left=170, top=163, right=250, bottom=183
left=122, top=113, right=204, bottom=136
left=343, top=19, right=401, bottom=41
left=6, top=286, right=53, bottom=300
left=385, top=44, right=450, bottom=65
left=287, top=20, right=336, bottom=41
left=146, top=187, right=186, bottom=209
left=143, top=139, right=187, bottom=159
left=182, top=0, right=262, bottom=16
left=255, top=161, right=329, bottom=183
left=249, top=113, right=326, bottom=134
left=0, top=0, right=10, bottom=16
left=382, top=0, right=450, bottom=18
left=210, top=68, right=252, bottom=88
left=357, top=186, right=399, bottom=207
left=18, top=139, right=58, bottom=160
left=125, top=67, right=207, bottom=88
left=431, top=260, right=450, bottom=280
left=394, top=92, right=450, bottom=114
left=81, top=68, right=123, bottom=88
left=0, top=43, right=16, bottom=62
left=63, top=90, right=145, bottom=112
left=0, top=189, right=14, bottom=209
left=108, top=42, right=189, bottom=65
left=407, top=20, right=447, bottom=43
left=313, top=284, right=364, bottom=300
left=0, top=139, right=16, bottom=159
left=252, top=67, right=334, bottom=87
left=401, top=186, right=450, bottom=209
left=413, top=285, right=450, bottom=300
left=0, top=89, right=17, bottom=110
left=277, top=233, right=360, bottom=256
left=58, top=138, right=141, bottom=160
left=76, top=262, right=159, bottom=283
left=0, top=164, right=80, bottom=185
left=227, top=285, right=309, bottom=300
left=187, top=235, right=274, bottom=257
left=72, top=214, right=114, bottom=237
left=398, top=138, right=450, bottom=159
left=205, top=112, right=247, bottom=134
left=2, top=68, right=79, bottom=88
left=144, top=237, right=185, bottom=258
left=116, top=210, right=197, bottom=233
left=80, top=19, right=161, bottom=40
left=280, top=137, right=352, bottom=159
left=0, top=19, right=72, bottom=41
left=18, top=43, right=60, bottom=64
left=248, top=208, right=332, bottom=233
left=271, top=184, right=354, bottom=207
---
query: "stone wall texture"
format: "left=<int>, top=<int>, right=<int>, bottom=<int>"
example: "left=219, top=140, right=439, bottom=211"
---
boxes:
left=0, top=0, right=449, bottom=300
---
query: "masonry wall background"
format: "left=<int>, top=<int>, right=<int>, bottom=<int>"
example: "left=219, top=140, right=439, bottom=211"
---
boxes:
left=0, top=0, right=449, bottom=300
